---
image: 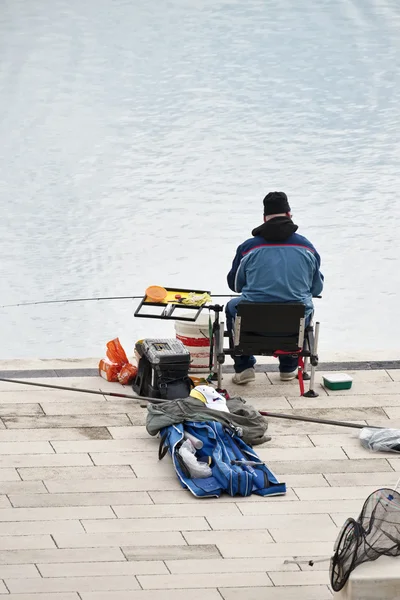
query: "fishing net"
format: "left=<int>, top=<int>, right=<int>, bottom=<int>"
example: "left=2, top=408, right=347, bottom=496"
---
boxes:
left=330, top=487, right=400, bottom=591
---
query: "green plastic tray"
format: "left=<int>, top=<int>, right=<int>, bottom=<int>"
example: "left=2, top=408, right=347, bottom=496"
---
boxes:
left=322, top=373, right=353, bottom=391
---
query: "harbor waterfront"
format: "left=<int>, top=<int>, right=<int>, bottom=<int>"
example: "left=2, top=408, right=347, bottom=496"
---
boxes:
left=1, top=0, right=400, bottom=359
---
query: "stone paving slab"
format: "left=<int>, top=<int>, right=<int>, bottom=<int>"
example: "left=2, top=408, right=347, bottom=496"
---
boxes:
left=0, top=454, right=93, bottom=468
left=0, top=369, right=399, bottom=597
left=54, top=531, right=188, bottom=548
left=0, top=358, right=100, bottom=371
left=17, top=465, right=136, bottom=481
left=0, top=471, right=21, bottom=483
left=147, top=488, right=299, bottom=504
left=267, top=458, right=392, bottom=474
left=220, top=586, right=332, bottom=600
left=122, top=545, right=221, bottom=561
left=40, top=400, right=145, bottom=415
left=265, top=419, right=368, bottom=436
left=289, top=394, right=400, bottom=408
left=0, top=506, right=115, bottom=521
left=0, top=547, right=125, bottom=564
left=6, top=575, right=141, bottom=593
left=8, top=492, right=153, bottom=508
left=1, top=594, right=80, bottom=600
left=0, top=427, right=112, bottom=441
left=81, top=590, right=221, bottom=600
left=183, top=529, right=276, bottom=546
left=270, top=525, right=338, bottom=543
left=237, top=499, right=364, bottom=515
left=0, top=520, right=84, bottom=536
left=43, top=477, right=203, bottom=494
left=0, top=482, right=48, bottom=494
left=0, top=390, right=108, bottom=404
left=38, top=560, right=169, bottom=577
left=3, top=415, right=132, bottom=429
left=217, top=541, right=334, bottom=558
left=138, top=572, right=273, bottom=589
left=82, top=516, right=211, bottom=533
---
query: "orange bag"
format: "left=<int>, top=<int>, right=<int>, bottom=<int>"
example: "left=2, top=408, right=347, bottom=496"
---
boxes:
left=99, top=338, right=138, bottom=385
left=117, top=363, right=138, bottom=385
left=98, top=358, right=120, bottom=382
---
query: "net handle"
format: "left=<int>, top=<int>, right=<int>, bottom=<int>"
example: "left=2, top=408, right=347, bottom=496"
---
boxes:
left=284, top=557, right=329, bottom=566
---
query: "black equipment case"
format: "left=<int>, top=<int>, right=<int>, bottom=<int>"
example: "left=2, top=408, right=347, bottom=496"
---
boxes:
left=132, top=338, right=192, bottom=400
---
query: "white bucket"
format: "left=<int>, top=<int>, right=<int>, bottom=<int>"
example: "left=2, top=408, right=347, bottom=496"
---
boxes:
left=175, top=314, right=211, bottom=372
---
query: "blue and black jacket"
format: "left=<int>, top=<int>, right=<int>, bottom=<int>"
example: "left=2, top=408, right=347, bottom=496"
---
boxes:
left=227, top=217, right=324, bottom=318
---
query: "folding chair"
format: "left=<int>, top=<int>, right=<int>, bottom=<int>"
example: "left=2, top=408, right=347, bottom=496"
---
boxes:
left=211, top=302, right=320, bottom=397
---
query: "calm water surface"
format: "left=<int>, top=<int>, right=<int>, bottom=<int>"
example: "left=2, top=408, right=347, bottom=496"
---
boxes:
left=1, top=0, right=400, bottom=360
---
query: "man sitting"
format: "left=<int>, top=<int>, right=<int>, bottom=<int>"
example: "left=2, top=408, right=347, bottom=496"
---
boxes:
left=226, top=191, right=324, bottom=384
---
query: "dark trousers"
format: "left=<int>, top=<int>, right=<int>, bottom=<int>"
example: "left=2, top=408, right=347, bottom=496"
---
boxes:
left=226, top=297, right=309, bottom=374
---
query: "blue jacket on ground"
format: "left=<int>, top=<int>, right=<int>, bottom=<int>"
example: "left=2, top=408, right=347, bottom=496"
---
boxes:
left=227, top=217, right=324, bottom=318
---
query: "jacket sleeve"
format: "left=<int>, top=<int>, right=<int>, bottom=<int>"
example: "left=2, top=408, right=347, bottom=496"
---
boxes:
left=311, top=249, right=324, bottom=297
left=227, top=245, right=244, bottom=292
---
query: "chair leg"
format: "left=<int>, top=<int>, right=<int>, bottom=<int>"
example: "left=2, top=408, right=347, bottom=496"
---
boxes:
left=298, top=333, right=310, bottom=380
left=303, top=321, right=320, bottom=398
left=297, top=356, right=305, bottom=396
left=303, top=327, right=313, bottom=380
left=302, top=355, right=310, bottom=381
left=302, top=325, right=314, bottom=391
left=213, top=331, right=218, bottom=380
left=303, top=360, right=310, bottom=380
left=216, top=321, right=225, bottom=389
left=208, top=311, right=220, bottom=383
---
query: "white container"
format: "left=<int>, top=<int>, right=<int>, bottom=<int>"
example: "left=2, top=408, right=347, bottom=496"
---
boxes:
left=175, top=314, right=211, bottom=372
left=322, top=373, right=353, bottom=391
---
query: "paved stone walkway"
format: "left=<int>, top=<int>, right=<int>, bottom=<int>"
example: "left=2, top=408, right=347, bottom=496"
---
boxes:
left=0, top=366, right=399, bottom=599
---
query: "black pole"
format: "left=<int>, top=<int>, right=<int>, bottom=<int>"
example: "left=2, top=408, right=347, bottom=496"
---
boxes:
left=0, top=377, right=164, bottom=404
left=259, top=411, right=368, bottom=430
left=0, top=378, right=379, bottom=431
left=1, top=296, right=144, bottom=308
left=1, top=294, right=239, bottom=309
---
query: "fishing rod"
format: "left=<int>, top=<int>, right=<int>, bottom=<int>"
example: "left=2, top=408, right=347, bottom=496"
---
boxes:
left=0, top=377, right=165, bottom=404
left=1, top=294, right=238, bottom=309
left=0, top=378, right=379, bottom=431
left=1, top=296, right=144, bottom=308
left=258, top=410, right=369, bottom=430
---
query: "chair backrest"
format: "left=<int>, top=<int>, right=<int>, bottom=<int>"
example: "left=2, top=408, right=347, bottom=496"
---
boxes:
left=234, top=302, right=306, bottom=355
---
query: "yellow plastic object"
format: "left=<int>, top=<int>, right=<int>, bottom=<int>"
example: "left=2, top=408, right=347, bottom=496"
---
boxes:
left=143, top=288, right=212, bottom=307
left=181, top=292, right=211, bottom=306
left=145, top=286, right=168, bottom=303
left=190, top=388, right=208, bottom=404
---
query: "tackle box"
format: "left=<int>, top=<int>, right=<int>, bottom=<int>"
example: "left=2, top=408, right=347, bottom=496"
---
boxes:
left=132, top=338, right=191, bottom=400
left=322, top=373, right=353, bottom=391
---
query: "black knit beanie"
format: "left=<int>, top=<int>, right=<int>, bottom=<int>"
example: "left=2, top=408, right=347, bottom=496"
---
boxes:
left=263, top=191, right=291, bottom=216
